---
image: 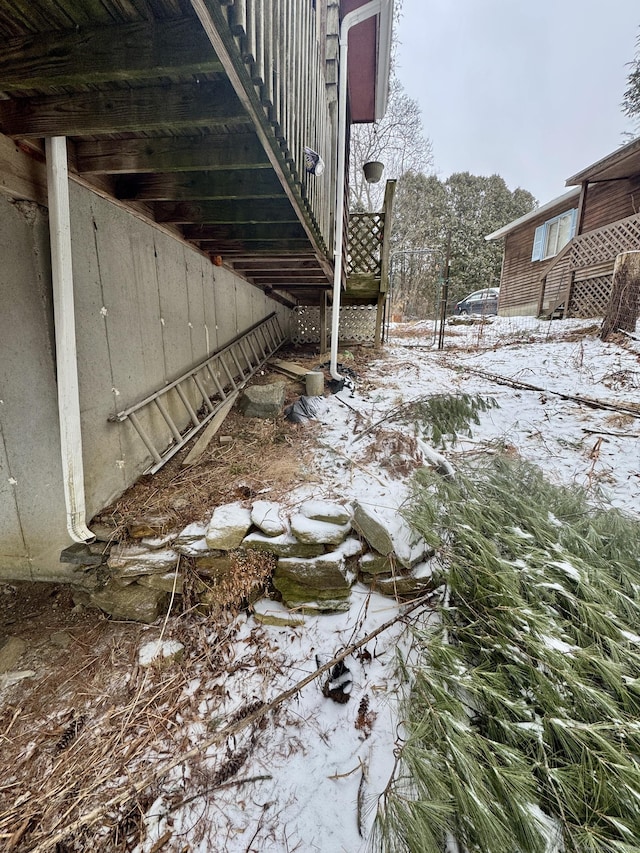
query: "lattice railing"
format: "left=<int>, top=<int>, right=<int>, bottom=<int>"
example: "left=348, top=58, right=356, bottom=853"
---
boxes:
left=567, top=212, right=640, bottom=270
left=347, top=213, right=384, bottom=276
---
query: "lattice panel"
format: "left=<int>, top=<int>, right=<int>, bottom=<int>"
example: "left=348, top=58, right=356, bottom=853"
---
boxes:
left=335, top=305, right=377, bottom=342
left=291, top=306, right=321, bottom=344
left=347, top=213, right=384, bottom=276
left=569, top=276, right=612, bottom=318
left=569, top=213, right=640, bottom=270
left=289, top=306, right=377, bottom=344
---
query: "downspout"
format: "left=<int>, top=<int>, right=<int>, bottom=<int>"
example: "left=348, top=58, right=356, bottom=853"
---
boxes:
left=330, top=0, right=389, bottom=382
left=46, top=136, right=95, bottom=543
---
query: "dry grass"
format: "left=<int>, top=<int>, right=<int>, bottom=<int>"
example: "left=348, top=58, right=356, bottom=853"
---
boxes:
left=358, top=428, right=423, bottom=477
left=0, top=610, right=278, bottom=852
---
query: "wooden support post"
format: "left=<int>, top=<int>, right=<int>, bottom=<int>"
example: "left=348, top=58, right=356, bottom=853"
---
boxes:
left=374, top=292, right=385, bottom=348
left=600, top=251, right=640, bottom=340
left=562, top=271, right=576, bottom=319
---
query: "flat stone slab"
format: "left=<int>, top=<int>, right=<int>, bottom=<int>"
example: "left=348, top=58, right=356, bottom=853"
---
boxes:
left=239, top=382, right=286, bottom=418
left=251, top=500, right=287, bottom=537
left=107, top=545, right=179, bottom=577
left=206, top=503, right=252, bottom=550
left=290, top=513, right=351, bottom=545
left=242, top=531, right=324, bottom=558
left=195, top=553, right=234, bottom=579
left=359, top=552, right=394, bottom=575
left=138, top=571, right=184, bottom=593
left=352, top=501, right=427, bottom=569
left=173, top=522, right=214, bottom=557
left=90, top=583, right=167, bottom=623
left=366, top=560, right=435, bottom=597
left=273, top=575, right=351, bottom=612
left=299, top=500, right=351, bottom=525
left=333, top=537, right=364, bottom=559
left=252, top=598, right=306, bottom=627
left=60, top=542, right=108, bottom=566
left=0, top=636, right=26, bottom=673
left=276, top=551, right=355, bottom=590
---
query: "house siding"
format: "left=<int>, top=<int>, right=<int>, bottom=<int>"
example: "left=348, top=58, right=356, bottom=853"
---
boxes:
left=0, top=183, right=290, bottom=582
left=580, top=177, right=640, bottom=233
left=498, top=202, right=574, bottom=316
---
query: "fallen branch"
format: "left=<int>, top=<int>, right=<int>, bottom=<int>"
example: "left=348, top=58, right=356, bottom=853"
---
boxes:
left=463, top=367, right=640, bottom=420
left=29, top=595, right=433, bottom=852
left=582, top=427, right=640, bottom=438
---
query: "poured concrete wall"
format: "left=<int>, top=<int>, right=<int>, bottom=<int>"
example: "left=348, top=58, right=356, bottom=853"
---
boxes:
left=0, top=184, right=290, bottom=582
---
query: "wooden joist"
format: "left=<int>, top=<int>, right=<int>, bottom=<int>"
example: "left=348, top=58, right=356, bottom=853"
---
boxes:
left=116, top=169, right=284, bottom=202
left=75, top=133, right=270, bottom=175
left=0, top=80, right=248, bottom=137
left=0, top=18, right=223, bottom=90
left=182, top=222, right=305, bottom=242
left=154, top=198, right=295, bottom=224
left=201, top=239, right=314, bottom=252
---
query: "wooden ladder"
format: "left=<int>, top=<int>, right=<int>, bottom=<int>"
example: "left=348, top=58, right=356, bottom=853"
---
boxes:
left=109, top=313, right=285, bottom=473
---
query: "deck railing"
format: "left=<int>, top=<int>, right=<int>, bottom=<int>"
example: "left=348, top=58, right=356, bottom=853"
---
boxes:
left=538, top=211, right=640, bottom=317
left=218, top=0, right=335, bottom=252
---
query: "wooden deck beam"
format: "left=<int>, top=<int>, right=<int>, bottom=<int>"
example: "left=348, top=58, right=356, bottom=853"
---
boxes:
left=184, top=223, right=306, bottom=241
left=76, top=133, right=270, bottom=175
left=0, top=81, right=248, bottom=137
left=116, top=169, right=283, bottom=201
left=0, top=18, right=223, bottom=90
left=154, top=198, right=295, bottom=224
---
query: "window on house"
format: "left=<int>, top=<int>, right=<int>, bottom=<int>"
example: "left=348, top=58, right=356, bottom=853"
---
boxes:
left=531, top=209, right=578, bottom=261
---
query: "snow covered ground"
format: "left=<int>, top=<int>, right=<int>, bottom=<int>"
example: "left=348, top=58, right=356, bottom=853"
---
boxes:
left=126, top=317, right=640, bottom=853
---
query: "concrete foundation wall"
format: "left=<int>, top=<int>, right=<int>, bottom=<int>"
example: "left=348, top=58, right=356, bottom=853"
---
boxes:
left=0, top=184, right=290, bottom=582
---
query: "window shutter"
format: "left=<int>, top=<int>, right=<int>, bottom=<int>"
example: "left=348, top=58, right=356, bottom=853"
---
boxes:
left=531, top=225, right=545, bottom=261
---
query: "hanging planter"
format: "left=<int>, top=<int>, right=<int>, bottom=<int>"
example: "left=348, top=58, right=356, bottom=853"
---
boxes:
left=363, top=160, right=384, bottom=183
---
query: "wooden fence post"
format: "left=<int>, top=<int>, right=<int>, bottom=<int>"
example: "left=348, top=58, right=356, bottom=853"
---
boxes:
left=600, top=251, right=640, bottom=340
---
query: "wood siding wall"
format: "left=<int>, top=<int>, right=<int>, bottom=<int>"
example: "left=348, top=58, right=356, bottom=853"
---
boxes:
left=498, top=204, right=572, bottom=316
left=580, top=177, right=640, bottom=233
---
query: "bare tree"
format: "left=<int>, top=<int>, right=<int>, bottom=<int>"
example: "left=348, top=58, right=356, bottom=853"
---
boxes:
left=349, top=73, right=434, bottom=212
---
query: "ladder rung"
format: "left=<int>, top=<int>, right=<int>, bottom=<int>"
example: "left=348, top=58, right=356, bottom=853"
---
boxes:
left=229, top=347, right=245, bottom=379
left=206, top=364, right=227, bottom=399
left=238, top=340, right=254, bottom=372
left=246, top=334, right=262, bottom=364
left=193, top=373, right=215, bottom=413
left=220, top=353, right=238, bottom=389
left=155, top=397, right=182, bottom=443
left=129, top=412, right=162, bottom=464
left=175, top=382, right=200, bottom=427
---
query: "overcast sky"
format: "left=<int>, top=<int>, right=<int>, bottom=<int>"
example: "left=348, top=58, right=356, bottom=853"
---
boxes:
left=394, top=0, right=639, bottom=204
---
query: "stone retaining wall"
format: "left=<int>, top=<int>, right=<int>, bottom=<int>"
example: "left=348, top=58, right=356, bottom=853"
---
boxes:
left=65, top=499, right=436, bottom=622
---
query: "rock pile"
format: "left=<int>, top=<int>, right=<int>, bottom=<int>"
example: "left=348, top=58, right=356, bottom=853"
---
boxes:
left=65, top=499, right=435, bottom=623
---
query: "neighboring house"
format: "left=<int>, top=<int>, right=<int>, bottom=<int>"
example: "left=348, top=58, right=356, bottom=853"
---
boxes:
left=487, top=136, right=640, bottom=318
left=0, top=0, right=394, bottom=581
